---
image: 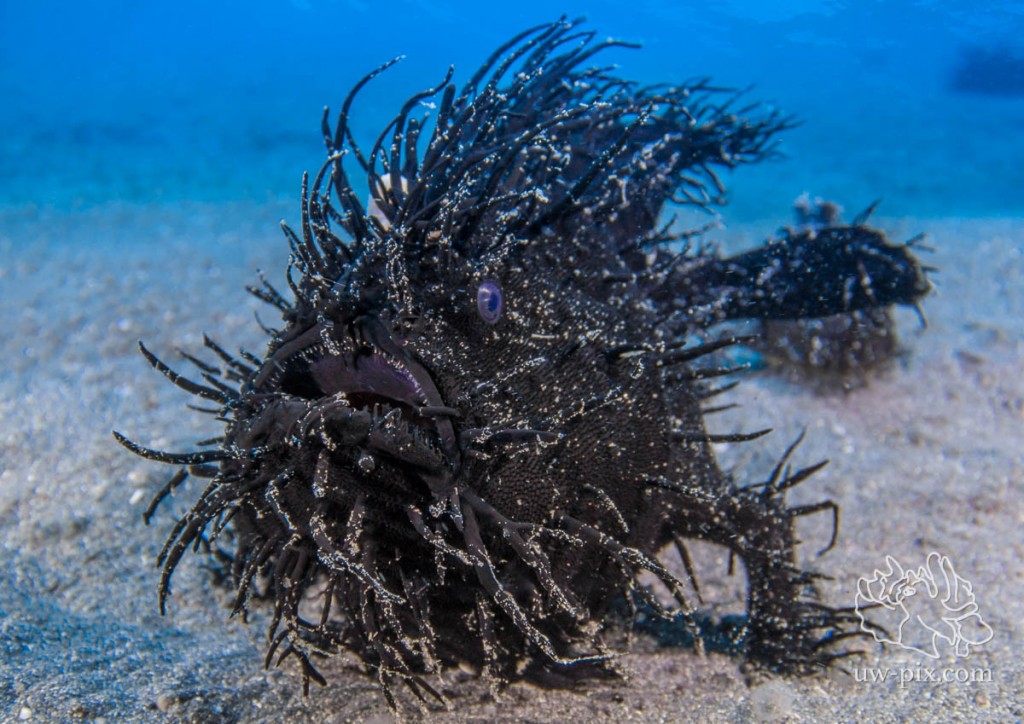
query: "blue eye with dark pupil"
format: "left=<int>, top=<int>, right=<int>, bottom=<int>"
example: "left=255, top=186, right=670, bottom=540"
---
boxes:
left=476, top=280, right=503, bottom=324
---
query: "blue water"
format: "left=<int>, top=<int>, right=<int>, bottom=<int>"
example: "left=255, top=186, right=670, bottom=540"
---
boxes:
left=2, top=5, right=1023, bottom=720
left=3, top=0, right=1024, bottom=221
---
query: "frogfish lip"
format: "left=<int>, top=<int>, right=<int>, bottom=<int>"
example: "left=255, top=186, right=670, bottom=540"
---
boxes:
left=309, top=348, right=427, bottom=406
left=254, top=323, right=424, bottom=406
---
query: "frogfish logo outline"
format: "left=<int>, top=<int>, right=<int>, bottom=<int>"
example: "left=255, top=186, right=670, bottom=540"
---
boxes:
left=854, top=551, right=994, bottom=659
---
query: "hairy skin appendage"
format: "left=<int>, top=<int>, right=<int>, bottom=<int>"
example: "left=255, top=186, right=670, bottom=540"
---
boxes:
left=116, top=18, right=931, bottom=710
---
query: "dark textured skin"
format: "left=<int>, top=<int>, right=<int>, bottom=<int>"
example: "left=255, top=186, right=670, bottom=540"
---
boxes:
left=115, top=19, right=932, bottom=709
left=750, top=200, right=928, bottom=388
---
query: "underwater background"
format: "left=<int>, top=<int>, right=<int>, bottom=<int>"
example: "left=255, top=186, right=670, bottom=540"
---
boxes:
left=2, top=1, right=1023, bottom=722
left=3, top=0, right=1023, bottom=218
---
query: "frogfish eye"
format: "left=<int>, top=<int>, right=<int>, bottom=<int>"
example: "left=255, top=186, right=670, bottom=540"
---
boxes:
left=476, top=279, right=503, bottom=324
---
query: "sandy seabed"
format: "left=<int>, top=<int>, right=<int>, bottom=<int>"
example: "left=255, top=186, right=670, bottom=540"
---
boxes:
left=1, top=201, right=1021, bottom=723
